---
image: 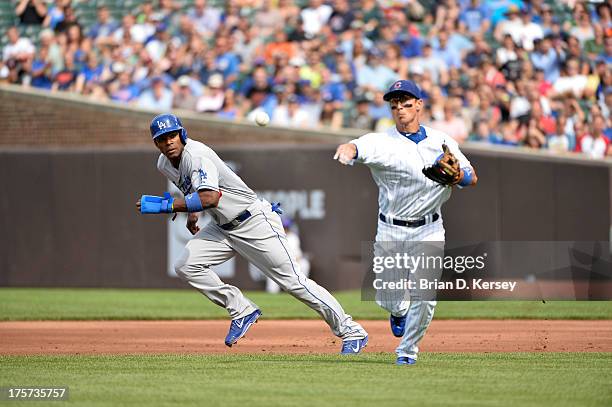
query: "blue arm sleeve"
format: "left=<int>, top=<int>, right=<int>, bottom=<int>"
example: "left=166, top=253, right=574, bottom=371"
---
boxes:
left=185, top=192, right=204, bottom=213
left=458, top=167, right=474, bottom=187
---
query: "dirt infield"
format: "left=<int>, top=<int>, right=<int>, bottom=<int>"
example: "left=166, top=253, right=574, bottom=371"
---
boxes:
left=1, top=320, right=611, bottom=355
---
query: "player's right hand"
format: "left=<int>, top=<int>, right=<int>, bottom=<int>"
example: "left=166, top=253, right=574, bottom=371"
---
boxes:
left=333, top=143, right=357, bottom=165
left=187, top=213, right=200, bottom=235
left=135, top=200, right=141, bottom=212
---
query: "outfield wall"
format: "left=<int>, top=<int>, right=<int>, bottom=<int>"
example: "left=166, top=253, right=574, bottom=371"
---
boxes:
left=1, top=145, right=610, bottom=292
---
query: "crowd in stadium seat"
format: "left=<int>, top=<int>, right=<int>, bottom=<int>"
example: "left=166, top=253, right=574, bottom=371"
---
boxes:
left=1, top=0, right=611, bottom=157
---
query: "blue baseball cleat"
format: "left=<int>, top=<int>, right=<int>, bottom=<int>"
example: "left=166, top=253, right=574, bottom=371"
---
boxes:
left=396, top=356, right=417, bottom=365
left=225, top=309, right=261, bottom=347
left=340, top=335, right=369, bottom=354
left=390, top=314, right=407, bottom=337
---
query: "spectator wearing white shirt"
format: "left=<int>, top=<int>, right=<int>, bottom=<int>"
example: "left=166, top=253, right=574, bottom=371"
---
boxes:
left=272, top=94, right=312, bottom=128
left=113, top=14, right=154, bottom=45
left=187, top=0, right=221, bottom=38
left=581, top=115, right=609, bottom=159
left=300, top=0, right=333, bottom=37
left=517, top=8, right=543, bottom=51
left=552, top=58, right=587, bottom=98
left=196, top=73, right=225, bottom=113
left=547, top=115, right=570, bottom=153
left=496, top=34, right=519, bottom=67
left=494, top=5, right=523, bottom=46
left=3, top=26, right=35, bottom=63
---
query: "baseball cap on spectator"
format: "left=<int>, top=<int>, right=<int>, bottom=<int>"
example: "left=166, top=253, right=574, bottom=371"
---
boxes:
left=39, top=28, right=54, bottom=40
left=368, top=48, right=383, bottom=58
left=350, top=20, right=365, bottom=30
left=504, top=5, right=520, bottom=16
left=410, top=65, right=425, bottom=76
left=208, top=73, right=223, bottom=88
left=272, top=84, right=285, bottom=94
left=177, top=75, right=191, bottom=87
left=289, top=56, right=305, bottom=67
left=383, top=80, right=422, bottom=101
left=111, top=62, right=126, bottom=74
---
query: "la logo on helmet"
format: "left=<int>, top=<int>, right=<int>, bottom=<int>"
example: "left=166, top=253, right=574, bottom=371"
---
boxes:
left=157, top=119, right=173, bottom=129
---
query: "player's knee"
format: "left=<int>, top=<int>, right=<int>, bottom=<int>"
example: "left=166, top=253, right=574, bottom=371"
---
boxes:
left=174, top=250, right=193, bottom=280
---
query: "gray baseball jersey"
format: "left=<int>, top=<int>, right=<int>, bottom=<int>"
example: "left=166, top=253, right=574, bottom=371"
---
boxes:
left=159, top=138, right=367, bottom=343
left=157, top=139, right=257, bottom=225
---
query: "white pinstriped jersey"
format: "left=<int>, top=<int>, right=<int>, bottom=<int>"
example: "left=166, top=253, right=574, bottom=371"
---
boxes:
left=351, top=125, right=471, bottom=221
left=157, top=139, right=257, bottom=225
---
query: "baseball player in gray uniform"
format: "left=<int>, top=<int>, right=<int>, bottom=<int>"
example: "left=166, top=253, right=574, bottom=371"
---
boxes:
left=334, top=80, right=478, bottom=364
left=137, top=113, right=368, bottom=354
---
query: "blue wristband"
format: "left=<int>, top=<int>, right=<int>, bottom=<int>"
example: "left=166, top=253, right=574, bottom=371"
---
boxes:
left=459, top=167, right=473, bottom=187
left=140, top=193, right=174, bottom=214
left=185, top=192, right=204, bottom=213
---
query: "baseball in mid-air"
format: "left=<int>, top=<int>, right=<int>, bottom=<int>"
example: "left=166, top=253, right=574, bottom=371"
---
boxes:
left=254, top=111, right=270, bottom=127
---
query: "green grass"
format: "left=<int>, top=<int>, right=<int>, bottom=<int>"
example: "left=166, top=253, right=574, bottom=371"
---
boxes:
left=1, top=288, right=611, bottom=320
left=0, top=353, right=610, bottom=407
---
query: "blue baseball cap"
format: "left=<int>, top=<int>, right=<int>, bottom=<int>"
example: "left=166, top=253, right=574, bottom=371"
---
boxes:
left=383, top=80, right=422, bottom=101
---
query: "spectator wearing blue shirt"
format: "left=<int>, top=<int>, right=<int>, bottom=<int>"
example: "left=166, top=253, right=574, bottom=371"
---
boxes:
left=43, top=0, right=67, bottom=30
left=459, top=0, right=490, bottom=34
left=597, top=36, right=612, bottom=65
left=88, top=6, right=119, bottom=43
left=75, top=51, right=104, bottom=94
left=109, top=65, right=140, bottom=104
left=395, top=31, right=423, bottom=59
left=30, top=46, right=53, bottom=89
left=434, top=31, right=462, bottom=69
left=214, top=36, right=240, bottom=84
left=355, top=48, right=398, bottom=92
left=486, top=0, right=524, bottom=28
left=530, top=36, right=563, bottom=83
left=137, top=76, right=173, bottom=110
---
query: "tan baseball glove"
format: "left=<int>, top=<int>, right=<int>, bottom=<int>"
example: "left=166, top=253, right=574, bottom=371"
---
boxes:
left=422, top=144, right=461, bottom=186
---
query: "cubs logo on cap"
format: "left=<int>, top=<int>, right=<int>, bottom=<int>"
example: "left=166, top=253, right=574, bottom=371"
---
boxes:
left=384, top=79, right=422, bottom=101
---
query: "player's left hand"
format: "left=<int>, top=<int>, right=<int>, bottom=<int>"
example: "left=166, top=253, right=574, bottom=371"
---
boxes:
left=186, top=213, right=200, bottom=235
left=422, top=144, right=462, bottom=186
left=135, top=199, right=141, bottom=212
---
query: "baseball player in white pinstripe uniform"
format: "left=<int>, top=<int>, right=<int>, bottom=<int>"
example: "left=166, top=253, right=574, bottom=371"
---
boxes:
left=334, top=80, right=478, bottom=365
left=138, top=113, right=368, bottom=354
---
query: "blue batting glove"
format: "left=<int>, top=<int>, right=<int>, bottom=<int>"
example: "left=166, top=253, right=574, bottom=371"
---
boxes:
left=140, top=193, right=174, bottom=214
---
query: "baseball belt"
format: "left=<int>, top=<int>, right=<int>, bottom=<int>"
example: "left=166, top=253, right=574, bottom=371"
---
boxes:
left=379, top=213, right=439, bottom=227
left=220, top=210, right=252, bottom=230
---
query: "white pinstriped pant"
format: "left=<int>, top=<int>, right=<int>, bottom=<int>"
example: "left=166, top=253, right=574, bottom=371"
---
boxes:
left=375, top=216, right=445, bottom=360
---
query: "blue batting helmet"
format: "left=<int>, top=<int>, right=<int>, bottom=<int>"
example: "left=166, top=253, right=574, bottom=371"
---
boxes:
left=150, top=113, right=188, bottom=144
